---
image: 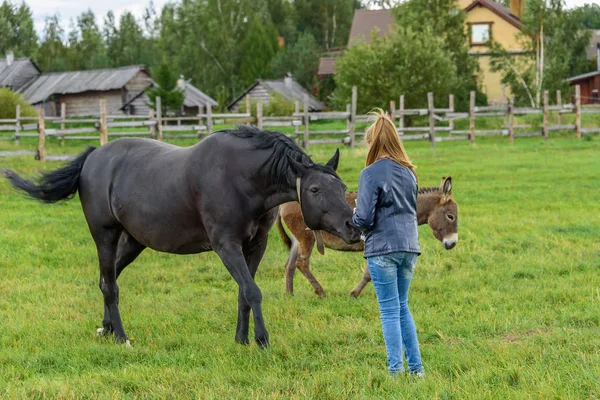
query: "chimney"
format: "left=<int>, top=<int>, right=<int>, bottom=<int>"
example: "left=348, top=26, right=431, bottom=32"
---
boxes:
left=6, top=51, right=14, bottom=66
left=284, top=72, right=293, bottom=89
left=510, top=0, right=523, bottom=19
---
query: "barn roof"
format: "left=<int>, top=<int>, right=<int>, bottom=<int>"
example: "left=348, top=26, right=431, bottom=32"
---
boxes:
left=19, top=65, right=148, bottom=104
left=0, top=58, right=41, bottom=89
left=567, top=70, right=600, bottom=83
left=348, top=9, right=395, bottom=46
left=179, top=79, right=218, bottom=108
left=228, top=78, right=325, bottom=111
left=317, top=57, right=337, bottom=76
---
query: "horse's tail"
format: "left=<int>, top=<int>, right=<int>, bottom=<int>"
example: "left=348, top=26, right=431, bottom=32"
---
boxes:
left=3, top=146, right=96, bottom=203
left=276, top=213, right=292, bottom=250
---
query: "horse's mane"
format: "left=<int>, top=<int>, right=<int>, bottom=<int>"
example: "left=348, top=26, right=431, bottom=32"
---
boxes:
left=222, top=125, right=339, bottom=185
left=418, top=187, right=441, bottom=195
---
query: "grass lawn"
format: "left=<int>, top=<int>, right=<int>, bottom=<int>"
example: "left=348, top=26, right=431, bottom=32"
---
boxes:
left=0, top=131, right=599, bottom=398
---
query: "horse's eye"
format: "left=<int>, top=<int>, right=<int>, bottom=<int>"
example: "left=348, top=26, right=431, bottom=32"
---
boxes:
left=447, top=214, right=455, bottom=221
left=310, top=187, right=319, bottom=194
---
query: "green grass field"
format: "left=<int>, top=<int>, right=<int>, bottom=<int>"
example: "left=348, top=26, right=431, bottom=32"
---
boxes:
left=1, top=132, right=599, bottom=398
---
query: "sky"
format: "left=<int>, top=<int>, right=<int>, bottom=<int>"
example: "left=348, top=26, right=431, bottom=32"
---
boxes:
left=26, top=0, right=598, bottom=37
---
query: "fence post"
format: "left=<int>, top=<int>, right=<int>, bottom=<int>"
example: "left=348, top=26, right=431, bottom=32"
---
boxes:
left=428, top=92, right=435, bottom=148
left=399, top=95, right=404, bottom=135
left=556, top=90, right=562, bottom=126
left=469, top=91, right=475, bottom=145
left=206, top=104, right=213, bottom=135
left=246, top=95, right=251, bottom=126
left=501, top=84, right=507, bottom=128
left=257, top=102, right=263, bottom=129
left=449, top=94, right=454, bottom=133
left=294, top=101, right=300, bottom=143
left=60, top=103, right=66, bottom=147
left=543, top=90, right=549, bottom=140
left=508, top=96, right=515, bottom=145
left=303, top=93, right=309, bottom=150
left=38, top=108, right=45, bottom=162
left=156, top=96, right=163, bottom=141
left=350, top=86, right=357, bottom=148
left=390, top=100, right=395, bottom=123
left=99, top=99, right=108, bottom=145
left=346, top=104, right=351, bottom=138
left=149, top=108, right=156, bottom=139
left=15, top=105, right=20, bottom=146
left=575, top=85, right=581, bottom=139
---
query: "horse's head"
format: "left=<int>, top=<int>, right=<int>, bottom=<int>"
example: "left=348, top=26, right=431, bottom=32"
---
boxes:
left=288, top=150, right=361, bottom=245
left=427, top=177, right=458, bottom=250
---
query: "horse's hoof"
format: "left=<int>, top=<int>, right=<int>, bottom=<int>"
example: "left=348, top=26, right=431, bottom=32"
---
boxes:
left=349, top=290, right=360, bottom=297
left=125, top=340, right=132, bottom=348
left=315, top=289, right=326, bottom=297
left=235, top=336, right=250, bottom=345
left=255, top=337, right=270, bottom=349
left=96, top=327, right=111, bottom=337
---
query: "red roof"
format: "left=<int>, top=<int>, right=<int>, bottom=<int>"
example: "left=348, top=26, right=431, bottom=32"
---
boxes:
left=348, top=9, right=395, bottom=46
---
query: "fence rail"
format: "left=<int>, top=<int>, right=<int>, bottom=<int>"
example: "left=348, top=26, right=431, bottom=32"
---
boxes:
left=1, top=84, right=598, bottom=161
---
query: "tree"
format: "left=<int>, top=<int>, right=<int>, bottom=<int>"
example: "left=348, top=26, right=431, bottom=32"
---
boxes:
left=294, top=0, right=361, bottom=49
left=572, top=3, right=600, bottom=29
left=145, top=64, right=185, bottom=113
left=66, top=10, right=108, bottom=70
left=332, top=29, right=458, bottom=113
left=271, top=32, right=321, bottom=89
left=105, top=11, right=152, bottom=68
left=490, top=0, right=591, bottom=107
left=394, top=0, right=481, bottom=110
left=238, top=15, right=279, bottom=87
left=0, top=1, right=38, bottom=57
left=36, top=14, right=68, bottom=72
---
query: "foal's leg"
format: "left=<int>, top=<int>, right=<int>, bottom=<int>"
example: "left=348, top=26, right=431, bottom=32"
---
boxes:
left=295, top=238, right=325, bottom=297
left=98, top=231, right=145, bottom=337
left=284, top=239, right=299, bottom=296
left=236, top=236, right=269, bottom=345
left=214, top=240, right=269, bottom=348
left=350, top=260, right=372, bottom=297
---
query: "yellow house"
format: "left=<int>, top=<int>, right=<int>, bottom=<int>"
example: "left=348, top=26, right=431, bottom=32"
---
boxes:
left=460, top=0, right=526, bottom=103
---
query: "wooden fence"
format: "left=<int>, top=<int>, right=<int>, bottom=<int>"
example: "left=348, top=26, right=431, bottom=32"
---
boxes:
left=0, top=85, right=598, bottom=161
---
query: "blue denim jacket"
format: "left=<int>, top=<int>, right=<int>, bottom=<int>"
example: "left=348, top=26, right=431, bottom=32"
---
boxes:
left=352, top=159, right=421, bottom=258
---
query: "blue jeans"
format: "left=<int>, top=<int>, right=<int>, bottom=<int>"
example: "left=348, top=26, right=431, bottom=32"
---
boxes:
left=367, top=251, right=423, bottom=375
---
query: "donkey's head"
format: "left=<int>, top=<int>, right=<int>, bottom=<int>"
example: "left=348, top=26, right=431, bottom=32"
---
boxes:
left=288, top=150, right=361, bottom=245
left=425, top=177, right=458, bottom=250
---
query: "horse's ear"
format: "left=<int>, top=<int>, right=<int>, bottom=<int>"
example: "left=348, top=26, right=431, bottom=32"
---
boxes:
left=287, top=155, right=310, bottom=177
left=440, top=176, right=447, bottom=187
left=325, top=149, right=340, bottom=171
left=442, top=177, right=452, bottom=199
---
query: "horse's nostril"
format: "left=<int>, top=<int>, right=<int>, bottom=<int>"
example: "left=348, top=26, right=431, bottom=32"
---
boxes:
left=444, top=241, right=457, bottom=250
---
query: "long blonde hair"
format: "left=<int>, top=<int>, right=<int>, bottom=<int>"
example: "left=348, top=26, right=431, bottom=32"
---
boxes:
left=364, top=109, right=418, bottom=182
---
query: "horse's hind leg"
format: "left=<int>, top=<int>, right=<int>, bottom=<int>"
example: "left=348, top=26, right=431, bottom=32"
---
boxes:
left=98, top=231, right=145, bottom=337
left=94, top=227, right=132, bottom=344
left=350, top=260, right=371, bottom=297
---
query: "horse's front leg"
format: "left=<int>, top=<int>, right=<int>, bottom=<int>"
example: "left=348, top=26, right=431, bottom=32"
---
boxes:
left=214, top=240, right=269, bottom=348
left=236, top=236, right=269, bottom=345
left=350, top=260, right=371, bottom=297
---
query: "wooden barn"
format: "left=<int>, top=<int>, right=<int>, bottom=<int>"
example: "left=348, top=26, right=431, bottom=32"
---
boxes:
left=227, top=74, right=325, bottom=112
left=18, top=66, right=153, bottom=117
left=568, top=70, right=600, bottom=105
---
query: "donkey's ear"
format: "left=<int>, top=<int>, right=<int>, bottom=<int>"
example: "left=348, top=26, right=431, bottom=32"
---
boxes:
left=287, top=155, right=310, bottom=177
left=440, top=176, right=447, bottom=187
left=442, top=177, right=452, bottom=198
left=325, top=149, right=340, bottom=171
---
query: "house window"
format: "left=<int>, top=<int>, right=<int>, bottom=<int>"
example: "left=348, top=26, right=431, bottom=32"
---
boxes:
left=471, top=24, right=491, bottom=45
left=593, top=90, right=599, bottom=104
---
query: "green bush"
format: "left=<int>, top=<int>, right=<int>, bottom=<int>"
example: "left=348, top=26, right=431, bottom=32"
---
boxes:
left=0, top=88, right=37, bottom=119
left=238, top=93, right=296, bottom=117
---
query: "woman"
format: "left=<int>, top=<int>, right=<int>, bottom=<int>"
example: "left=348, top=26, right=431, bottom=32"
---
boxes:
left=352, top=110, right=424, bottom=377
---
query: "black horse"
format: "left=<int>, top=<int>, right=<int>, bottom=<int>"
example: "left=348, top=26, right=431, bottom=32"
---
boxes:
left=3, top=126, right=360, bottom=347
